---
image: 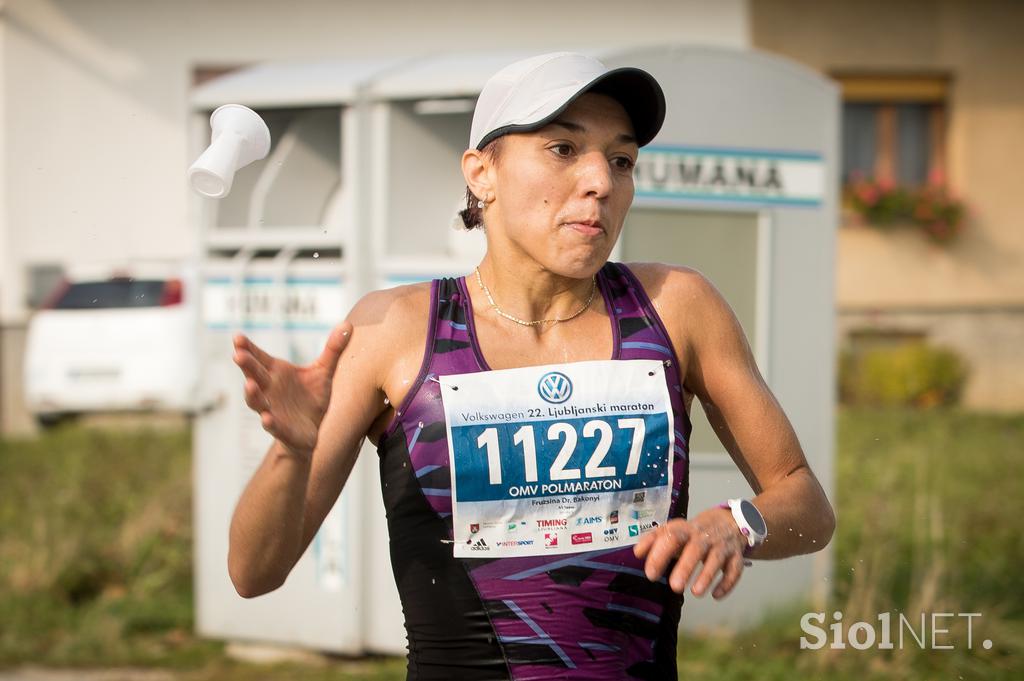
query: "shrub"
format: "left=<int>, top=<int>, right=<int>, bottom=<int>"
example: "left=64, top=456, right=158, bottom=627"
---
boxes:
left=839, top=341, right=968, bottom=407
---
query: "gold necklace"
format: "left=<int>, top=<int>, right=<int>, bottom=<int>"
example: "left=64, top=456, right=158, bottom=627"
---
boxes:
left=474, top=267, right=597, bottom=327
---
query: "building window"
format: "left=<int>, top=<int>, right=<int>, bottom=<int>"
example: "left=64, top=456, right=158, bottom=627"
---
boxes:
left=25, top=263, right=66, bottom=310
left=834, top=73, right=950, bottom=187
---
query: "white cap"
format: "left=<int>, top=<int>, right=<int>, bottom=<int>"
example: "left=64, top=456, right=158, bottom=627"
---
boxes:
left=469, top=52, right=665, bottom=150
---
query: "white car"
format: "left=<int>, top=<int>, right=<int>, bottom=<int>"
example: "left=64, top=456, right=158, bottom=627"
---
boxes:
left=23, top=262, right=202, bottom=427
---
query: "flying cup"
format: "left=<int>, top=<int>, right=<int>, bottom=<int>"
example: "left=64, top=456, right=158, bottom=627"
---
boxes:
left=188, top=104, right=271, bottom=198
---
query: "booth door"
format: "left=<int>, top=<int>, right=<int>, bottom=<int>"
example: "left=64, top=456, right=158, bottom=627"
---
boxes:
left=620, top=208, right=761, bottom=458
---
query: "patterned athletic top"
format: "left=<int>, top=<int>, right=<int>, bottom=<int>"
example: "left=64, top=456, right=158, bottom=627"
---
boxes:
left=376, top=261, right=692, bottom=680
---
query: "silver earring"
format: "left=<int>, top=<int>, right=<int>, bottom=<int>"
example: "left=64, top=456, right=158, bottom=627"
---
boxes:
left=477, top=199, right=484, bottom=209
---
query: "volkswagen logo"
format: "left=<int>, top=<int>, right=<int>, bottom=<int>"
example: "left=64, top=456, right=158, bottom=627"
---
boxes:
left=537, top=371, right=573, bottom=404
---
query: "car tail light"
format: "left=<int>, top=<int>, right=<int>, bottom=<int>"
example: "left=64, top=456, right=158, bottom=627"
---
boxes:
left=160, top=278, right=183, bottom=306
left=40, top=277, right=70, bottom=310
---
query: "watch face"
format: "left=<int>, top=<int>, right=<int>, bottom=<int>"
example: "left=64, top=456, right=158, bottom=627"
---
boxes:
left=740, top=500, right=767, bottom=536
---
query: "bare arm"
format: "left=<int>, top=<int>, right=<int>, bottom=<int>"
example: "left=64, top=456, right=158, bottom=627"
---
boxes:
left=681, top=271, right=835, bottom=558
left=633, top=265, right=835, bottom=598
left=227, top=289, right=406, bottom=597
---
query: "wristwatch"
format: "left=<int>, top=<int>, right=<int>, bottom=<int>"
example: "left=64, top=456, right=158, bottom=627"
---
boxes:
left=719, top=498, right=768, bottom=555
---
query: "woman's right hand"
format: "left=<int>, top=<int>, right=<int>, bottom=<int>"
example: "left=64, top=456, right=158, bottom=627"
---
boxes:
left=231, top=322, right=353, bottom=459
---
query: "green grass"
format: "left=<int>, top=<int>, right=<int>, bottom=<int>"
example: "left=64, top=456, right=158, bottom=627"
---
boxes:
left=672, top=407, right=1024, bottom=681
left=0, top=408, right=1021, bottom=679
left=0, top=423, right=220, bottom=668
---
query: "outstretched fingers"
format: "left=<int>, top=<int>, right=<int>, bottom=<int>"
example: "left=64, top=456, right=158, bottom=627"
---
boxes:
left=235, top=351, right=272, bottom=390
left=243, top=378, right=271, bottom=413
left=233, top=340, right=273, bottom=390
left=234, top=334, right=275, bottom=371
left=711, top=552, right=745, bottom=599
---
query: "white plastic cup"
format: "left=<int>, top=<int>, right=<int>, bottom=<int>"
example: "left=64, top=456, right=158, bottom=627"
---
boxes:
left=188, top=104, right=271, bottom=198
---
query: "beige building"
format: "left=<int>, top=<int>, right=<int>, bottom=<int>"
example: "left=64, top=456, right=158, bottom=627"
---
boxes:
left=752, top=0, right=1024, bottom=410
left=1, top=0, right=1022, bottom=436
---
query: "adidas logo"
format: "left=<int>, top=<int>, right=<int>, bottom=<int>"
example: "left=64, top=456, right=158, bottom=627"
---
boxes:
left=470, top=537, right=489, bottom=552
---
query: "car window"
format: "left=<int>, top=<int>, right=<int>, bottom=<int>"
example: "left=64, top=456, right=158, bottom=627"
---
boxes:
left=52, top=280, right=168, bottom=309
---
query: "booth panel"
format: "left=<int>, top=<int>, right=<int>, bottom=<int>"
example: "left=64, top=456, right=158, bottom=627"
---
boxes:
left=384, top=101, right=473, bottom=258
left=609, top=46, right=839, bottom=156
left=194, top=257, right=368, bottom=652
left=205, top=107, right=342, bottom=230
left=621, top=208, right=760, bottom=457
left=260, top=108, right=341, bottom=228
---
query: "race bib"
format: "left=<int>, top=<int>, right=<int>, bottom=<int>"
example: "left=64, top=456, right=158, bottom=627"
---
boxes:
left=441, top=359, right=674, bottom=558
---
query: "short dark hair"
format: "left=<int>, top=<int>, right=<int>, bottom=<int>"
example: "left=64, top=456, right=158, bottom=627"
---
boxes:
left=458, top=137, right=503, bottom=230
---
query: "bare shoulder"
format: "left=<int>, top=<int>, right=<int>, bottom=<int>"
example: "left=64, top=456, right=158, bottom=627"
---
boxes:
left=337, top=280, right=430, bottom=382
left=622, top=261, right=725, bottom=323
left=347, top=281, right=432, bottom=334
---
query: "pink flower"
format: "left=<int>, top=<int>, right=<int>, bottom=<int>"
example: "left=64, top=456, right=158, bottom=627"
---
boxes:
left=857, top=185, right=880, bottom=206
left=914, top=203, right=934, bottom=221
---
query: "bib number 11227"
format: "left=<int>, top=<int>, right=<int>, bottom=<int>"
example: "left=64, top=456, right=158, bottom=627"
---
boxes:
left=475, top=418, right=646, bottom=485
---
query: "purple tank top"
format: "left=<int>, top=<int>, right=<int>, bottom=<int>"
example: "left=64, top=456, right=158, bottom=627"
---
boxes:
left=377, top=261, right=692, bottom=680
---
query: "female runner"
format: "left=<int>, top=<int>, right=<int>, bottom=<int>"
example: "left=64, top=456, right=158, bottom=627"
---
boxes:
left=227, top=52, right=835, bottom=680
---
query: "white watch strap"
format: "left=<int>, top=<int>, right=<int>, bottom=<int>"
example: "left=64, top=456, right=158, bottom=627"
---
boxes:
left=727, top=498, right=767, bottom=549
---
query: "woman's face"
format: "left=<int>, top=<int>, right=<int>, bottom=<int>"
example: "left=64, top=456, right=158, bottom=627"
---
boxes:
left=483, top=92, right=639, bottom=278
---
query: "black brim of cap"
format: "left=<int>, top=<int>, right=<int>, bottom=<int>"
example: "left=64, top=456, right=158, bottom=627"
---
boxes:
left=476, top=66, right=666, bottom=150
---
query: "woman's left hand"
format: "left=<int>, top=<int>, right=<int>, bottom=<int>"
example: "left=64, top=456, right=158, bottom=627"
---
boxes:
left=633, top=507, right=749, bottom=599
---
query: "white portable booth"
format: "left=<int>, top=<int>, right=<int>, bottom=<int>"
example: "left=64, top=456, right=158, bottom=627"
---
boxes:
left=190, top=45, right=837, bottom=654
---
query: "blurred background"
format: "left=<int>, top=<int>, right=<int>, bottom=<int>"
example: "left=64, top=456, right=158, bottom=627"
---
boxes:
left=0, top=1, right=1021, bottom=679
